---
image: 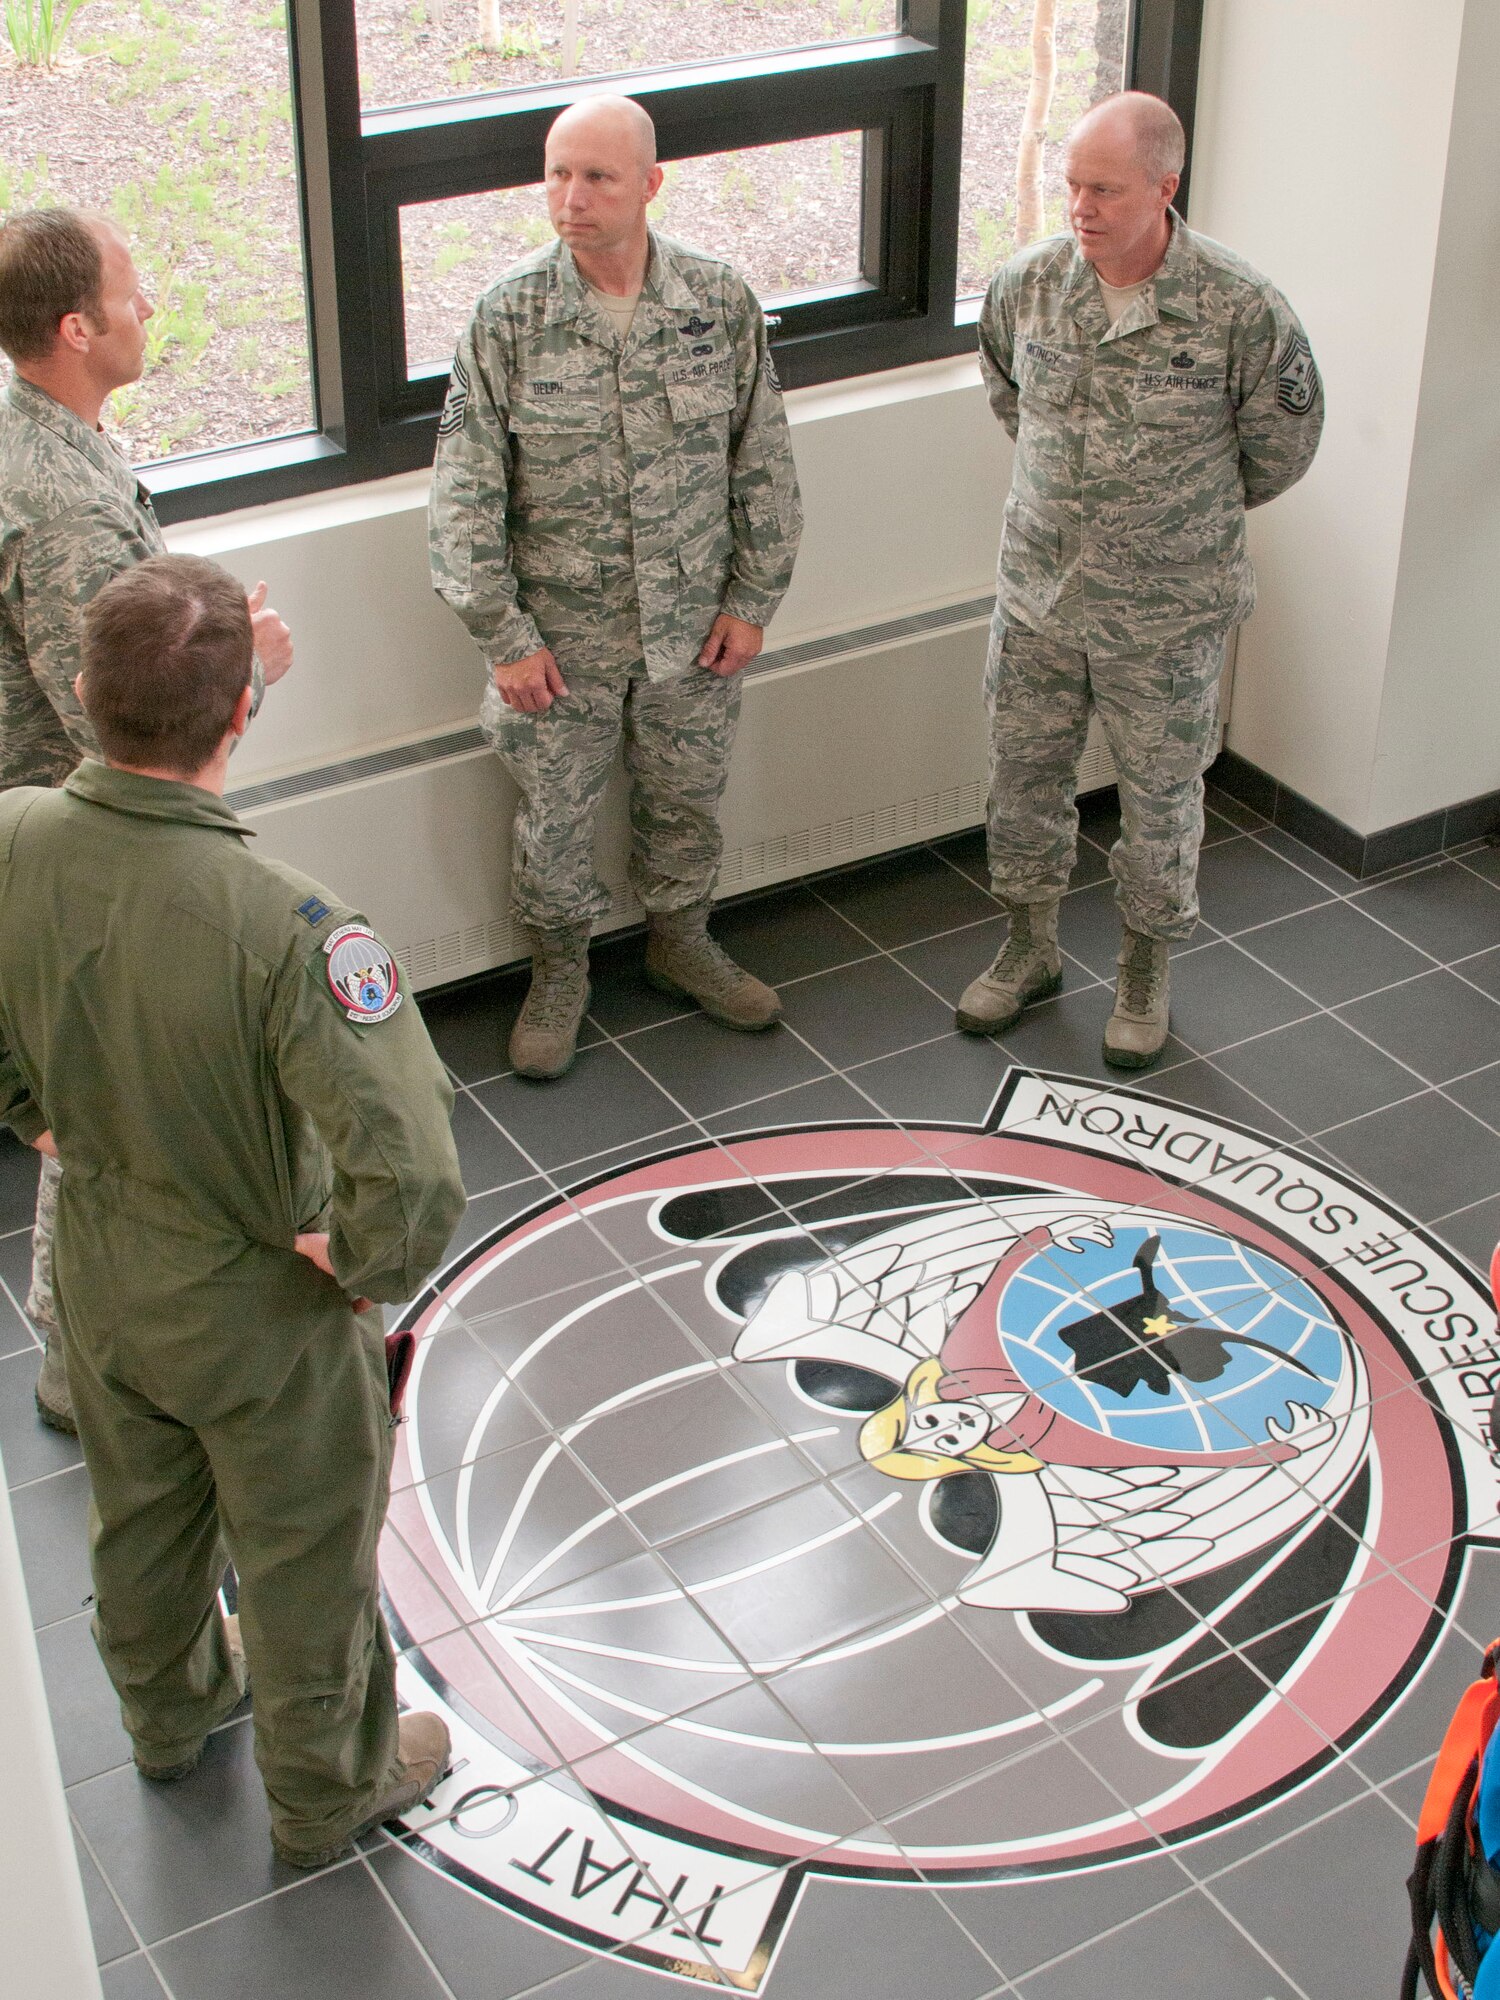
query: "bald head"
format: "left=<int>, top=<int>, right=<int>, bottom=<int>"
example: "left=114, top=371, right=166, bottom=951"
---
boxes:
left=546, top=94, right=657, bottom=174
left=1069, top=92, right=1184, bottom=184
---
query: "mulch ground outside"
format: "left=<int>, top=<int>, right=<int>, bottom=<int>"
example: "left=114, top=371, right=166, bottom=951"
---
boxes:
left=1, top=0, right=1117, bottom=469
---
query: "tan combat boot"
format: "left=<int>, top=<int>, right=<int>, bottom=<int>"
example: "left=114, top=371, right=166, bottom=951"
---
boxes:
left=1103, top=928, right=1171, bottom=1069
left=34, top=1333, right=76, bottom=1435
left=273, top=1711, right=452, bottom=1869
left=955, top=900, right=1063, bottom=1034
left=509, top=925, right=592, bottom=1079
left=644, top=904, right=781, bottom=1030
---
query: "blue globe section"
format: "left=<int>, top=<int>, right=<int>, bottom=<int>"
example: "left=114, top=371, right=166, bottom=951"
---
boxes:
left=997, top=1221, right=1346, bottom=1455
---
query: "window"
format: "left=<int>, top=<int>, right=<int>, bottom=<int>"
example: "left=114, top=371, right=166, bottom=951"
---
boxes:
left=0, top=0, right=315, bottom=463
left=0, top=0, right=1202, bottom=517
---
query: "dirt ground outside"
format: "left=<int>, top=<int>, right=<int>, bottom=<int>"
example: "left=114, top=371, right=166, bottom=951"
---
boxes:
left=0, top=0, right=1123, bottom=468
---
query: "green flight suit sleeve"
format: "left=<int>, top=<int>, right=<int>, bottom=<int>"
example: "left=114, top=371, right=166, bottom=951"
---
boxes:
left=268, top=953, right=467, bottom=1304
left=17, top=494, right=160, bottom=764
left=719, top=281, right=803, bottom=628
left=977, top=271, right=1021, bottom=440
left=428, top=308, right=547, bottom=671
left=1230, top=290, right=1324, bottom=510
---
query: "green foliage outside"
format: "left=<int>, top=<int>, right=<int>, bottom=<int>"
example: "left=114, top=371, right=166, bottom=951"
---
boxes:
left=3, top=0, right=90, bottom=68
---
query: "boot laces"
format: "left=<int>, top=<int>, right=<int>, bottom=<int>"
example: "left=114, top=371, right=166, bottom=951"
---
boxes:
left=524, top=948, right=586, bottom=1030
left=1120, top=934, right=1164, bottom=1015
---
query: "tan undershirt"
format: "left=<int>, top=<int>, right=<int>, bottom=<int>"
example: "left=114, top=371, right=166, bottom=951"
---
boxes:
left=1096, top=273, right=1152, bottom=327
left=587, top=283, right=640, bottom=340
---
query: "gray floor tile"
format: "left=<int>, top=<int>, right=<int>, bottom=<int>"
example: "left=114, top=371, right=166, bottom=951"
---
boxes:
left=1318, top=1090, right=1500, bottom=1222
left=0, top=1128, right=40, bottom=1236
left=1015, top=1885, right=1301, bottom=1997
left=623, top=1011, right=831, bottom=1118
left=1175, top=1754, right=1371, bottom=1880
left=69, top=1717, right=324, bottom=1945
left=1432, top=1193, right=1500, bottom=1275
left=998, top=981, right=1194, bottom=1088
left=433, top=1177, right=552, bottom=1272
left=930, top=825, right=991, bottom=886
left=77, top=1824, right=138, bottom=1965
left=1348, top=1566, right=1496, bottom=1784
left=419, top=967, right=603, bottom=1085
left=1237, top=899, right=1434, bottom=1006
left=12, top=1459, right=93, bottom=1628
left=1056, top=879, right=1133, bottom=978
left=1205, top=784, right=1272, bottom=831
left=582, top=930, right=696, bottom=1037
left=150, top=1860, right=449, bottom=1999
left=1352, top=859, right=1500, bottom=961
left=1336, top=969, right=1500, bottom=1085
left=942, top=1849, right=1191, bottom=1985
left=1163, top=939, right=1318, bottom=1055
left=847, top=1031, right=1017, bottom=1127
left=544, top=1122, right=700, bottom=1199
left=369, top=1839, right=590, bottom=1997
left=1212, top=1014, right=1424, bottom=1134
left=1454, top=945, right=1500, bottom=1002
left=814, top=846, right=1000, bottom=950
left=0, top=1265, right=38, bottom=1362
left=710, top=884, right=875, bottom=983
left=749, top=1876, right=1000, bottom=2000
left=0, top=1342, right=82, bottom=1489
left=100, top=1956, right=170, bottom=2000
left=1195, top=833, right=1336, bottom=934
left=1460, top=843, right=1500, bottom=884
left=40, top=1611, right=133, bottom=1787
left=776, top=954, right=957, bottom=1068
left=473, top=1044, right=685, bottom=1173
left=1207, top=1789, right=1419, bottom=2000
left=1251, top=824, right=1360, bottom=891
left=1446, top=1061, right=1500, bottom=1133
left=448, top=1087, right=535, bottom=1195
left=701, top=1071, right=876, bottom=1135
left=1143, top=1057, right=1304, bottom=1143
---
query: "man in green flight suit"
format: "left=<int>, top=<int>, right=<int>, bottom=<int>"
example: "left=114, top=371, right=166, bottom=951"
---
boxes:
left=430, top=94, right=803, bottom=1080
left=0, top=554, right=465, bottom=1866
left=0, top=207, right=295, bottom=1433
left=957, top=92, right=1323, bottom=1067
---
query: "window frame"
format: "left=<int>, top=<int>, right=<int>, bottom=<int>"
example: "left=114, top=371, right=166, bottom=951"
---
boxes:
left=144, top=0, right=1204, bottom=525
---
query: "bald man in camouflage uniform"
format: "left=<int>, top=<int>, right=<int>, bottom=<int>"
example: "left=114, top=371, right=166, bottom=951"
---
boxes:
left=958, top=93, right=1322, bottom=1067
left=0, top=208, right=292, bottom=1432
left=430, top=95, right=802, bottom=1079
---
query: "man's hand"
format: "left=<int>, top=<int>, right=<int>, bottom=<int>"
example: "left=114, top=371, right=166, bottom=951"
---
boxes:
left=293, top=1232, right=374, bottom=1314
left=698, top=614, right=762, bottom=678
left=32, top=1130, right=58, bottom=1159
left=494, top=647, right=569, bottom=712
left=247, top=581, right=293, bottom=686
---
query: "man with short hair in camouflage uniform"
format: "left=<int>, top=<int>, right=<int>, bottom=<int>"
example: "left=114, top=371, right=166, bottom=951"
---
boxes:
left=0, top=207, right=294, bottom=1431
left=430, top=95, right=803, bottom=1079
left=957, top=92, right=1323, bottom=1068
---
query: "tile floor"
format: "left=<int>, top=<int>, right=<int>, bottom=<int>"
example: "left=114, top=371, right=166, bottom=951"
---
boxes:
left=5, top=783, right=1500, bottom=1999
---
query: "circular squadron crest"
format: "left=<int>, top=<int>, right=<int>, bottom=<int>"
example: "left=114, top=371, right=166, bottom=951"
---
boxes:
left=381, top=1070, right=1494, bottom=1989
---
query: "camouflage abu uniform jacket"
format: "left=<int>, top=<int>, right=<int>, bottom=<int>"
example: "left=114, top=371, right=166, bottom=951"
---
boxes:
left=979, top=213, right=1324, bottom=651
left=0, top=376, right=165, bottom=788
left=429, top=229, right=803, bottom=683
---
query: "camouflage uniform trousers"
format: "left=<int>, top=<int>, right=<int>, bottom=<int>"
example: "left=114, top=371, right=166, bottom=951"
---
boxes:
left=482, top=589, right=741, bottom=932
left=984, top=612, right=1226, bottom=941
left=26, top=1149, right=60, bottom=1335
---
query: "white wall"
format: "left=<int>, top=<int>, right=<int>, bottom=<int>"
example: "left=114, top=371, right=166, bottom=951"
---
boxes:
left=1370, top=0, right=1500, bottom=828
left=1189, top=0, right=1466, bottom=833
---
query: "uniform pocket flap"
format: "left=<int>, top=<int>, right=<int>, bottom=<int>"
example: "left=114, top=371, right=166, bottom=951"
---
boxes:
left=510, top=375, right=605, bottom=431
left=666, top=368, right=738, bottom=424
left=512, top=538, right=602, bottom=589
left=1004, top=497, right=1062, bottom=551
left=1132, top=380, right=1224, bottom=425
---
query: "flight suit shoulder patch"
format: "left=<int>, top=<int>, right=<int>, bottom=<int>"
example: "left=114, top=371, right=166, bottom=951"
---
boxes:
left=323, top=921, right=403, bottom=1025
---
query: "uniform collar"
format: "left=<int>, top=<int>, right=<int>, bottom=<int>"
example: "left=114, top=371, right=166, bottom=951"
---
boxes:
left=1064, top=210, right=1199, bottom=342
left=64, top=760, right=255, bottom=836
left=4, top=375, right=137, bottom=489
left=545, top=230, right=698, bottom=333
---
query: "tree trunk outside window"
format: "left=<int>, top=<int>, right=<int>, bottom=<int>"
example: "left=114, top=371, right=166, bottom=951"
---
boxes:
left=1014, top=0, right=1058, bottom=248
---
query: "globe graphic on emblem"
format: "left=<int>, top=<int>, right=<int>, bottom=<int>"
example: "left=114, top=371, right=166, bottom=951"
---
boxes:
left=999, top=1220, right=1346, bottom=1454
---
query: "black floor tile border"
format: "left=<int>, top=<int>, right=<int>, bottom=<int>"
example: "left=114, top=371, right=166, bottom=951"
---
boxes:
left=1212, top=749, right=1500, bottom=881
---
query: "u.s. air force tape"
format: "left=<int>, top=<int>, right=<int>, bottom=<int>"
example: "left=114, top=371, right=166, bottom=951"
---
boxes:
left=324, top=922, right=402, bottom=1024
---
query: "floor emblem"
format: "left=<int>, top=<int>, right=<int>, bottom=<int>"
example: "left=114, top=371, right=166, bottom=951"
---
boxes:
left=382, top=1070, right=1494, bottom=1987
